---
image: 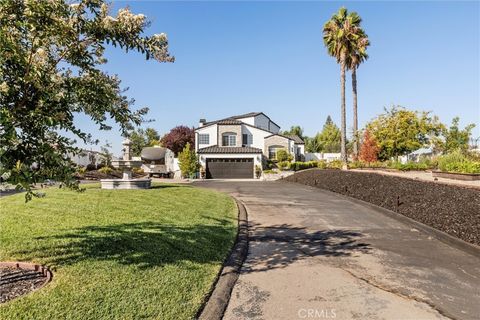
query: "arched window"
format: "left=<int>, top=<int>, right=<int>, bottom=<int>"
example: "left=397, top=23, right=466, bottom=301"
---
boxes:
left=222, top=132, right=237, bottom=146
left=268, top=145, right=284, bottom=159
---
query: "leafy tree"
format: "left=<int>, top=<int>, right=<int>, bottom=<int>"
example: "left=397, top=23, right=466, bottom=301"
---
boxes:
left=305, top=136, right=321, bottom=153
left=0, top=0, right=174, bottom=200
left=440, top=117, right=475, bottom=153
left=160, top=126, right=195, bottom=156
left=129, top=127, right=160, bottom=156
left=346, top=22, right=369, bottom=158
left=323, top=7, right=363, bottom=165
left=178, top=143, right=199, bottom=178
left=359, top=130, right=379, bottom=163
left=367, top=106, right=443, bottom=160
left=318, top=116, right=342, bottom=152
left=282, top=126, right=304, bottom=139
left=304, top=116, right=342, bottom=153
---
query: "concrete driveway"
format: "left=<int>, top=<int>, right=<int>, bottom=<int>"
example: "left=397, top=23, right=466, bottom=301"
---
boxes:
left=196, top=180, right=480, bottom=320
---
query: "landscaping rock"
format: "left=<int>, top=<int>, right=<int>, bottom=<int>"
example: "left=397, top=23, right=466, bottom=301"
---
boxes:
left=285, top=169, right=480, bottom=246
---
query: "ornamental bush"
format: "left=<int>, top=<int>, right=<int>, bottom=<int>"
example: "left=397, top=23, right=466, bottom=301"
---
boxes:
left=438, top=150, right=480, bottom=174
left=276, top=149, right=293, bottom=162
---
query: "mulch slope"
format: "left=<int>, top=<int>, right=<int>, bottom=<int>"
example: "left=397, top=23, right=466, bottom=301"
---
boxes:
left=284, top=169, right=480, bottom=246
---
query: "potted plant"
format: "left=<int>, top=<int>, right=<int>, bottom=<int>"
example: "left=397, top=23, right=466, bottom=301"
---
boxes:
left=255, top=165, right=262, bottom=179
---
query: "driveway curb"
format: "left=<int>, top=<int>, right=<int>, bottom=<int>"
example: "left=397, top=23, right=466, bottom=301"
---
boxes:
left=196, top=198, right=249, bottom=320
left=296, top=182, right=480, bottom=259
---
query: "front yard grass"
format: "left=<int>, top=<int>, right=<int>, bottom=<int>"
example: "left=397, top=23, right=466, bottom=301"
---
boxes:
left=0, top=184, right=237, bottom=319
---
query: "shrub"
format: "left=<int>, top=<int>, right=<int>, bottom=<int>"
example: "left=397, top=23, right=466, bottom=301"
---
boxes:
left=327, top=160, right=343, bottom=170
left=317, top=160, right=327, bottom=169
left=277, top=161, right=291, bottom=171
left=438, top=150, right=480, bottom=174
left=263, top=169, right=276, bottom=174
left=132, top=167, right=144, bottom=174
left=291, top=161, right=318, bottom=171
left=265, top=159, right=275, bottom=169
left=255, top=165, right=262, bottom=178
left=76, top=166, right=87, bottom=174
left=98, top=166, right=114, bottom=174
left=178, top=143, right=199, bottom=178
left=276, top=149, right=293, bottom=162
left=86, top=163, right=96, bottom=171
left=348, top=161, right=366, bottom=169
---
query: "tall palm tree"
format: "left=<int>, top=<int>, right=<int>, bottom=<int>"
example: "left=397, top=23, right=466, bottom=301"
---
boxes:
left=323, top=7, right=363, bottom=166
left=347, top=32, right=369, bottom=159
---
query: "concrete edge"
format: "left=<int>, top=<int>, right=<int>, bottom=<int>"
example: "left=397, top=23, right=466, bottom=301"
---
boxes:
left=196, top=198, right=249, bottom=320
left=284, top=180, right=480, bottom=259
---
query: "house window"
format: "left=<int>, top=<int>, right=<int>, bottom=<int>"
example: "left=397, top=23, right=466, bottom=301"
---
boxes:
left=268, top=145, right=283, bottom=160
left=222, top=132, right=236, bottom=146
left=242, top=134, right=253, bottom=146
left=198, top=134, right=209, bottom=145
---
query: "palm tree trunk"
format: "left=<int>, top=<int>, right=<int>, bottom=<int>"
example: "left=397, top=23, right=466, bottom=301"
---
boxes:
left=340, top=56, right=347, bottom=166
left=352, top=67, right=358, bottom=158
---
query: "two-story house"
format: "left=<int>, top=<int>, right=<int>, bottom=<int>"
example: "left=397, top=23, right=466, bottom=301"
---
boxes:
left=195, top=112, right=305, bottom=178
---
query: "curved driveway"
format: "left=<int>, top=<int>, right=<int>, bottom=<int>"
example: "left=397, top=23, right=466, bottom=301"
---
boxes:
left=197, top=180, right=480, bottom=320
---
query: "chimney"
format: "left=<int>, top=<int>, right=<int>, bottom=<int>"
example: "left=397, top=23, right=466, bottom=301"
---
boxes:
left=199, top=119, right=206, bottom=127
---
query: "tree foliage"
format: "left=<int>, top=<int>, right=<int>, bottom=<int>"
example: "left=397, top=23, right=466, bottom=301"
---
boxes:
left=439, top=117, right=475, bottom=153
left=367, top=106, right=443, bottom=160
left=282, top=126, right=304, bottom=139
left=160, top=126, right=195, bottom=156
left=358, top=129, right=379, bottom=163
left=307, top=116, right=342, bottom=153
left=129, top=127, right=160, bottom=156
left=178, top=143, right=199, bottom=178
left=0, top=0, right=174, bottom=200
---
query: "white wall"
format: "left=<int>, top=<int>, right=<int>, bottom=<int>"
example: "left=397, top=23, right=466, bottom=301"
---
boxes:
left=196, top=124, right=217, bottom=151
left=305, top=153, right=341, bottom=162
left=241, top=125, right=272, bottom=150
left=236, top=116, right=255, bottom=126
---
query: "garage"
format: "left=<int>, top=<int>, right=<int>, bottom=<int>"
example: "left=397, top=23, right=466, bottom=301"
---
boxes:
left=206, top=158, right=254, bottom=179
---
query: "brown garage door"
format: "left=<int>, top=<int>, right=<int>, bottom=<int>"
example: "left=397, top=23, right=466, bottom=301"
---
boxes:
left=206, top=158, right=254, bottom=179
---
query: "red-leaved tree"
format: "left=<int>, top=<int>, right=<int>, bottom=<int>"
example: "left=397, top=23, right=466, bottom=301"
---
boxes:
left=160, top=126, right=195, bottom=155
left=359, top=129, right=379, bottom=163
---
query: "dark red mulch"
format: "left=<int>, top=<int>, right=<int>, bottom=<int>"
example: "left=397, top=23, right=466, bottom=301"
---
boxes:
left=0, top=266, right=49, bottom=303
left=284, top=169, right=480, bottom=246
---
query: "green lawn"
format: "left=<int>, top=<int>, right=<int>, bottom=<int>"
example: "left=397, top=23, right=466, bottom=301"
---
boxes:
left=0, top=184, right=237, bottom=319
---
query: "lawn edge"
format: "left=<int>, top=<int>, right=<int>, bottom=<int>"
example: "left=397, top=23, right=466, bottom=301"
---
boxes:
left=284, top=179, right=480, bottom=259
left=196, top=197, right=248, bottom=320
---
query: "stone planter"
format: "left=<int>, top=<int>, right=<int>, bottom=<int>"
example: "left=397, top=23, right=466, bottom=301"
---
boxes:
left=432, top=170, right=480, bottom=181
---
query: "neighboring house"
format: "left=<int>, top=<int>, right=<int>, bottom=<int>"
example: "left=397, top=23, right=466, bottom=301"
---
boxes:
left=69, top=149, right=105, bottom=167
left=195, top=112, right=305, bottom=178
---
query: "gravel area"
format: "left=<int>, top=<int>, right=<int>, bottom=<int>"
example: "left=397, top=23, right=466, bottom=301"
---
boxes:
left=0, top=266, right=49, bottom=303
left=285, top=169, right=480, bottom=246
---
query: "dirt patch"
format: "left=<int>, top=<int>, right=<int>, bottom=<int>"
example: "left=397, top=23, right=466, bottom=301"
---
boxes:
left=0, top=262, right=52, bottom=303
left=284, top=169, right=480, bottom=246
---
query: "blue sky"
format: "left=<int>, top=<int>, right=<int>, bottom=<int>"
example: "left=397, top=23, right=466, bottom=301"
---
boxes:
left=74, top=1, right=480, bottom=153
